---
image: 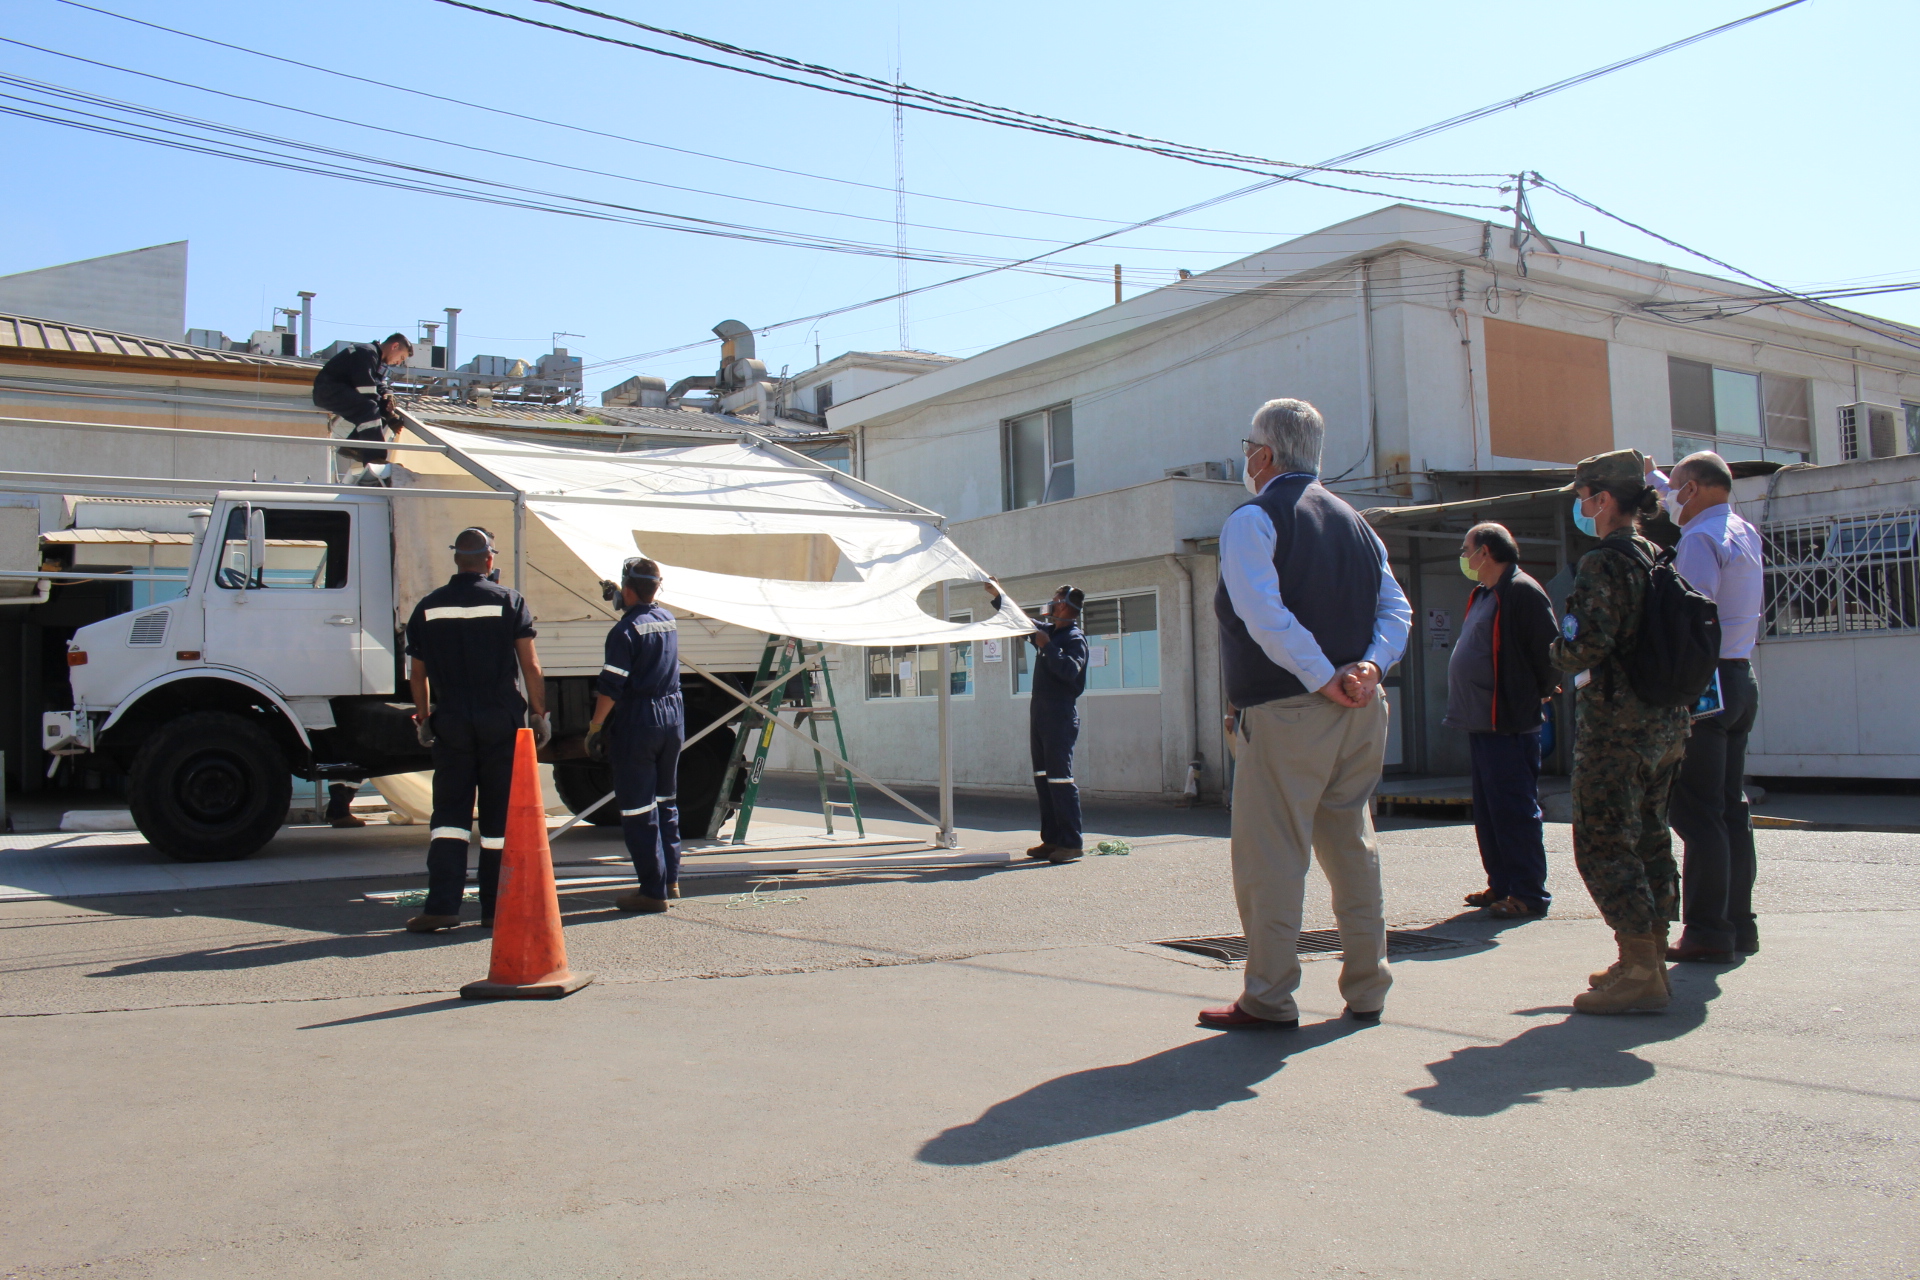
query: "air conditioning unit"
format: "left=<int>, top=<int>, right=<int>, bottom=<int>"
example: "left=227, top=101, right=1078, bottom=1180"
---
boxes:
left=1165, top=460, right=1238, bottom=482
left=1838, top=402, right=1903, bottom=461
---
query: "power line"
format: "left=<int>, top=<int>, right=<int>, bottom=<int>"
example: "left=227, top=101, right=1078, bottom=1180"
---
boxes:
left=580, top=0, right=1812, bottom=373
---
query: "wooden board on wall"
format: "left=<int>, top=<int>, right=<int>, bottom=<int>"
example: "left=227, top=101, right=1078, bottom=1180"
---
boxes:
left=1483, top=317, right=1613, bottom=464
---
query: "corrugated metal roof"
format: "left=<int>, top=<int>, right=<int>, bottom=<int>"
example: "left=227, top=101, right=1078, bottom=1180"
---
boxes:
left=0, top=312, right=311, bottom=369
left=44, top=529, right=196, bottom=544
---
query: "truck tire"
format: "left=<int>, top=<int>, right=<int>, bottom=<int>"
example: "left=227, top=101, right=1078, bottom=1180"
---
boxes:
left=551, top=761, right=621, bottom=827
left=127, top=711, right=292, bottom=862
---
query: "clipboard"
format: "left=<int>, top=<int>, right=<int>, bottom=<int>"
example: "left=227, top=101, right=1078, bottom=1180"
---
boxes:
left=1691, top=669, right=1725, bottom=721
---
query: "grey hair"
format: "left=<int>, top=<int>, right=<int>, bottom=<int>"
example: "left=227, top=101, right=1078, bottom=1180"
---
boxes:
left=1248, top=398, right=1325, bottom=474
left=1674, top=450, right=1734, bottom=491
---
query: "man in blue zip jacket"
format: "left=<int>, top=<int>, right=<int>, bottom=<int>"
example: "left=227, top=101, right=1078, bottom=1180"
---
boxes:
left=989, top=581, right=1090, bottom=864
left=586, top=557, right=685, bottom=913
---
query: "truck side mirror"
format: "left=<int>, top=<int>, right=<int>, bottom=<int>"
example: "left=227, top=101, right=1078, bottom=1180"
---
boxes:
left=246, top=505, right=266, bottom=591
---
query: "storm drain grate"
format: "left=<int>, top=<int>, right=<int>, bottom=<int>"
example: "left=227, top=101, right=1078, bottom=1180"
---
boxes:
left=1154, top=930, right=1473, bottom=963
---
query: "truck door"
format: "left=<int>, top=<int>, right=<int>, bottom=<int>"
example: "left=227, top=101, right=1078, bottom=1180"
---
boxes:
left=357, top=499, right=396, bottom=694
left=201, top=501, right=365, bottom=697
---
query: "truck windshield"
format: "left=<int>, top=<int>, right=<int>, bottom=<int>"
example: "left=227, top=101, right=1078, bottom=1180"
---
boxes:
left=215, top=507, right=351, bottom=589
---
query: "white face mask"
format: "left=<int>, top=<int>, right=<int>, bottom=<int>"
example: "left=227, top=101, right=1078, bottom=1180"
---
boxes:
left=1243, top=446, right=1267, bottom=494
left=1664, top=484, right=1692, bottom=523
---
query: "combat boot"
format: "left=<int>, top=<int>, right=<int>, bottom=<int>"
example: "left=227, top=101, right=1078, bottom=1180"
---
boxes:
left=1589, top=922, right=1672, bottom=992
left=1573, top=932, right=1669, bottom=1014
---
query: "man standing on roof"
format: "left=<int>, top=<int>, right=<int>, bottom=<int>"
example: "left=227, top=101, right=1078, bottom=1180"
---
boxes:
left=987, top=581, right=1090, bottom=864
left=312, top=332, right=411, bottom=482
left=587, top=557, right=686, bottom=914
left=401, top=528, right=550, bottom=934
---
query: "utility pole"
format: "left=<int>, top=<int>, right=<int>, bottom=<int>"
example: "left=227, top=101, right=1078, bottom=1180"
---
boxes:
left=893, top=70, right=909, bottom=350
left=296, top=291, right=315, bottom=357
left=1114, top=264, right=1123, bottom=306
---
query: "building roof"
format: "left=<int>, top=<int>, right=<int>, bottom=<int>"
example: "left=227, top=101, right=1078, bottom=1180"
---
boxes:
left=403, top=398, right=844, bottom=443
left=0, top=311, right=308, bottom=369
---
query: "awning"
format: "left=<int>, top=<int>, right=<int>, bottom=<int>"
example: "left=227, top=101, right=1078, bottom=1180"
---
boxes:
left=425, top=425, right=1034, bottom=648
left=1361, top=486, right=1569, bottom=531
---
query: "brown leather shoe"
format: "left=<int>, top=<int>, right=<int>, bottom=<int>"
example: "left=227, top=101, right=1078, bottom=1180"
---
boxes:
left=614, top=893, right=669, bottom=914
left=1198, top=1002, right=1298, bottom=1030
left=1024, top=843, right=1055, bottom=860
left=1463, top=888, right=1500, bottom=907
left=330, top=813, right=368, bottom=828
left=404, top=914, right=461, bottom=933
left=1487, top=896, right=1547, bottom=919
left=1046, top=846, right=1084, bottom=864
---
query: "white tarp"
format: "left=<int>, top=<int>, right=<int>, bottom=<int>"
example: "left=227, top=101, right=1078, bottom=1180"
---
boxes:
left=429, top=426, right=1033, bottom=647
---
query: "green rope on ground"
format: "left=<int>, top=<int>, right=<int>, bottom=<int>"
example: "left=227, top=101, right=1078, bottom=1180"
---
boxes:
left=1095, top=839, right=1131, bottom=856
left=385, top=887, right=479, bottom=907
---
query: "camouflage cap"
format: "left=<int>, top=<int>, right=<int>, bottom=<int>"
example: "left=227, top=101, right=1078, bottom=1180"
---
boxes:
left=1561, top=448, right=1649, bottom=493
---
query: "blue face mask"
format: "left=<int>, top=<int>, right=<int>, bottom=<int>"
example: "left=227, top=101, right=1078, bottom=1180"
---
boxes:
left=1571, top=495, right=1598, bottom=538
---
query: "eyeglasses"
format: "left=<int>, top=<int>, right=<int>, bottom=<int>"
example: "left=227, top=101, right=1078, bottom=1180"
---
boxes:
left=1241, top=438, right=1266, bottom=455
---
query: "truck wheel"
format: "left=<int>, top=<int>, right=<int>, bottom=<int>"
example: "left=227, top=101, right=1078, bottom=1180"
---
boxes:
left=552, top=761, right=621, bottom=827
left=127, top=711, right=292, bottom=862
left=675, top=725, right=736, bottom=840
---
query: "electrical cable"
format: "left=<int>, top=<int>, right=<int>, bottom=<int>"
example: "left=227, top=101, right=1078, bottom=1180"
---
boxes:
left=580, top=0, right=1811, bottom=373
left=46, top=0, right=1354, bottom=234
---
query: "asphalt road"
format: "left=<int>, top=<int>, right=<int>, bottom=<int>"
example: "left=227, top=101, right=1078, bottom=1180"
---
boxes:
left=2, top=783, right=1915, bottom=1278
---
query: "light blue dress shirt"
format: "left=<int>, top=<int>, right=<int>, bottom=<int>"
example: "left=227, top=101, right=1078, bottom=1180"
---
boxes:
left=1219, top=474, right=1412, bottom=692
left=1649, top=470, right=1764, bottom=659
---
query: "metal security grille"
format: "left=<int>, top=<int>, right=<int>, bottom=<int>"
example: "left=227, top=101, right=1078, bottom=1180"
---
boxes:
left=1155, top=931, right=1472, bottom=962
left=1763, top=509, right=1920, bottom=637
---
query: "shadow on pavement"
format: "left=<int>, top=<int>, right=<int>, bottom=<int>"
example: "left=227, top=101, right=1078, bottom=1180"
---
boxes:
left=1404, top=967, right=1725, bottom=1117
left=917, top=1017, right=1365, bottom=1165
left=299, top=997, right=478, bottom=1029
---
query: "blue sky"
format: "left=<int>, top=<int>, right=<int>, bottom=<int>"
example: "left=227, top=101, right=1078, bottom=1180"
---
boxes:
left=2, top=0, right=1911, bottom=399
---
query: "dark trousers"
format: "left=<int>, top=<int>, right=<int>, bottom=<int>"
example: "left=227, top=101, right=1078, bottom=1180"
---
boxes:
left=1669, top=659, right=1759, bottom=950
left=1030, top=704, right=1083, bottom=850
left=423, top=705, right=519, bottom=918
left=1469, top=730, right=1550, bottom=908
left=614, top=720, right=683, bottom=899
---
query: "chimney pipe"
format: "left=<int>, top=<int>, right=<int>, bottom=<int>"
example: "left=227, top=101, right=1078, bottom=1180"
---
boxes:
left=296, top=291, right=315, bottom=357
left=444, top=307, right=461, bottom=396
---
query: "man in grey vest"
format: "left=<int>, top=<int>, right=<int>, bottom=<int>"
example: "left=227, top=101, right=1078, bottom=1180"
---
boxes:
left=1200, top=398, right=1411, bottom=1030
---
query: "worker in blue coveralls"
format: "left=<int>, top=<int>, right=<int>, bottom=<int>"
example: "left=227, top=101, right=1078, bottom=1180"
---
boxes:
left=989, top=581, right=1090, bottom=864
left=586, top=556, right=685, bottom=914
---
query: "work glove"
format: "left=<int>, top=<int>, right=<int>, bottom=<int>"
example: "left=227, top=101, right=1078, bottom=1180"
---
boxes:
left=585, top=721, right=609, bottom=763
left=414, top=715, right=435, bottom=749
left=531, top=713, right=552, bottom=749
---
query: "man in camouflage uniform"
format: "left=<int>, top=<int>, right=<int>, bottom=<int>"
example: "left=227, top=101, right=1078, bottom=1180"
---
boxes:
left=1550, top=449, right=1691, bottom=1014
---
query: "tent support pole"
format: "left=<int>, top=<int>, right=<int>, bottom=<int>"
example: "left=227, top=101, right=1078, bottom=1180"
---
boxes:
left=512, top=494, right=526, bottom=592
left=937, top=581, right=956, bottom=848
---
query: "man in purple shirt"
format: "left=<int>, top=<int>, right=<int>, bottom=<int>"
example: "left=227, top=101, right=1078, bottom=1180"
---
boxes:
left=1648, top=452, right=1764, bottom=962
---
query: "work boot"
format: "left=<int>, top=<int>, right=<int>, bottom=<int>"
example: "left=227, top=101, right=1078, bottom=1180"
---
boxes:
left=1735, top=925, right=1760, bottom=955
left=1573, top=932, right=1670, bottom=1014
left=1046, top=845, right=1084, bottom=864
left=1591, top=921, right=1669, bottom=990
left=330, top=813, right=367, bottom=828
left=615, top=893, right=669, bottom=914
left=1024, top=843, right=1055, bottom=860
left=404, top=914, right=462, bottom=933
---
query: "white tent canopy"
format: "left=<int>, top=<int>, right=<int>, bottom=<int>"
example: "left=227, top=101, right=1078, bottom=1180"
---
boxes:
left=426, top=424, right=1034, bottom=647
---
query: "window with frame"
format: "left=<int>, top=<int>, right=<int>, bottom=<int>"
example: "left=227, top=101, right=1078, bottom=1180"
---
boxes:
left=865, top=612, right=973, bottom=700
left=1904, top=402, right=1920, bottom=456
left=1003, top=404, right=1074, bottom=509
left=1014, top=592, right=1158, bottom=694
left=1668, top=358, right=1809, bottom=464
left=214, top=507, right=350, bottom=590
left=814, top=381, right=833, bottom=414
left=1763, top=509, right=1920, bottom=636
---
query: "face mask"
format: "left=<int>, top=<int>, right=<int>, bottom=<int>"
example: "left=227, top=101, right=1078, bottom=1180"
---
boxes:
left=1664, top=485, right=1692, bottom=523
left=1243, top=459, right=1263, bottom=495
left=1571, top=495, right=1598, bottom=538
left=1459, top=554, right=1478, bottom=581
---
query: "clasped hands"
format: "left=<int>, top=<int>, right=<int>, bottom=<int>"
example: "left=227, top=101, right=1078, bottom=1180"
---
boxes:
left=1318, top=660, right=1381, bottom=708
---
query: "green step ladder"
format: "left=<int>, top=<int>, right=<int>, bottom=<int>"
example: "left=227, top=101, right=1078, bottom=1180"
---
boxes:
left=704, top=635, right=864, bottom=844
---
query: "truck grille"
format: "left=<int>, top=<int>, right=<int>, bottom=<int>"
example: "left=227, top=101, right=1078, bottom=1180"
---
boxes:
left=127, top=609, right=169, bottom=646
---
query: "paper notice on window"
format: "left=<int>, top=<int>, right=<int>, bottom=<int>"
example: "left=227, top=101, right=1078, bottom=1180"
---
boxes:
left=897, top=660, right=914, bottom=684
left=982, top=639, right=1003, bottom=663
left=1088, top=645, right=1109, bottom=668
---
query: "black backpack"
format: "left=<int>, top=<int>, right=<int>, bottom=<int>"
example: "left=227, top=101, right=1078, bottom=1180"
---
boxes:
left=1601, top=535, right=1721, bottom=708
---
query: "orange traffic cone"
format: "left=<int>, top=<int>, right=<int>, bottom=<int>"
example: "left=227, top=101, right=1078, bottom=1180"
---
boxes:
left=460, top=728, right=594, bottom=1000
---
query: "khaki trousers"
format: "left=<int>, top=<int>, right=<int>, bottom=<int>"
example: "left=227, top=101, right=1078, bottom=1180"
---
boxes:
left=1230, top=692, right=1391, bottom=1021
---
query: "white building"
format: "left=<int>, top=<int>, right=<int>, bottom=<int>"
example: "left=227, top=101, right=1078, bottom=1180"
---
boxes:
left=777, top=349, right=957, bottom=427
left=807, top=203, right=1920, bottom=801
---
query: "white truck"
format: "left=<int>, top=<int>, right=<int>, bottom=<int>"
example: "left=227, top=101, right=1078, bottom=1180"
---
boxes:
left=43, top=486, right=757, bottom=861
